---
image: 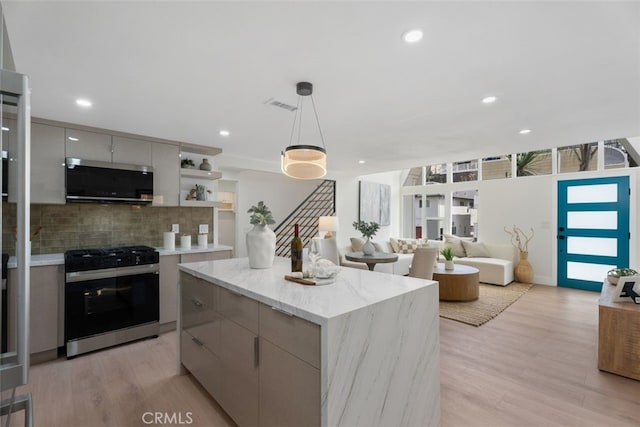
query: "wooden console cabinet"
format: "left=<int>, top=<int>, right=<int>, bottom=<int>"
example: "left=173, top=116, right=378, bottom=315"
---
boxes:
left=598, top=280, right=640, bottom=381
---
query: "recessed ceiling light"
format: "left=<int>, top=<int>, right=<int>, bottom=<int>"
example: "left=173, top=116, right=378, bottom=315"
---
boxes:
left=358, top=160, right=366, bottom=164
left=402, top=29, right=423, bottom=44
left=75, top=99, right=92, bottom=107
left=519, top=129, right=532, bottom=134
left=1, top=126, right=9, bottom=131
left=68, top=137, right=79, bottom=141
left=481, top=96, right=497, bottom=104
left=219, top=130, right=230, bottom=137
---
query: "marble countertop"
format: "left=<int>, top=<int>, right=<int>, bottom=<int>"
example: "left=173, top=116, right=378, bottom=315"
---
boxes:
left=178, top=256, right=437, bottom=325
left=7, top=244, right=233, bottom=268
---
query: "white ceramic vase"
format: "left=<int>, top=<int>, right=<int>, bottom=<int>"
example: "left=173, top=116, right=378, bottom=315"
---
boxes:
left=362, top=238, right=375, bottom=256
left=246, top=224, right=276, bottom=269
left=444, top=260, right=455, bottom=270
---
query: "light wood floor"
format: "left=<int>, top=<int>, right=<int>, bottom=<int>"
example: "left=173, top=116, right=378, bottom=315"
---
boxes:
left=3, top=285, right=640, bottom=426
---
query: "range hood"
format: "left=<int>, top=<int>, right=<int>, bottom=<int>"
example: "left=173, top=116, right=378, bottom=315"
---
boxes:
left=65, top=158, right=154, bottom=204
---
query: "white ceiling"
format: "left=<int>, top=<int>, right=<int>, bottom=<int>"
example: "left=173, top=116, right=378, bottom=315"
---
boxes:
left=3, top=1, right=640, bottom=176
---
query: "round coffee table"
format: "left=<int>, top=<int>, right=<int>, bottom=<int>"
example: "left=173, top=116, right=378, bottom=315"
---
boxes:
left=344, top=252, right=398, bottom=271
left=433, top=263, right=480, bottom=301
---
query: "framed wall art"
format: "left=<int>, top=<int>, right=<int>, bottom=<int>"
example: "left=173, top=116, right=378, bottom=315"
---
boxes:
left=359, top=181, right=391, bottom=226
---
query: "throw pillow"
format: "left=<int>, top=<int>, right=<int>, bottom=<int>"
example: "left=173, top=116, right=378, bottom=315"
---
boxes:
left=372, top=242, right=385, bottom=252
left=389, top=237, right=400, bottom=253
left=351, top=237, right=385, bottom=253
left=462, top=241, right=490, bottom=258
left=396, top=238, right=429, bottom=254
left=350, top=237, right=364, bottom=251
left=443, top=233, right=466, bottom=257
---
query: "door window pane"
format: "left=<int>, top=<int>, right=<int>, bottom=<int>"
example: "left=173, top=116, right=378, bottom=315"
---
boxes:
left=567, top=237, right=617, bottom=257
left=558, top=142, right=598, bottom=173
left=567, top=184, right=617, bottom=203
left=567, top=211, right=617, bottom=229
left=482, top=156, right=511, bottom=180
left=567, top=261, right=616, bottom=282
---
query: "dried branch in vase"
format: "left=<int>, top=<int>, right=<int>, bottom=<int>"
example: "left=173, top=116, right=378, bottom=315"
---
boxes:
left=503, top=225, right=534, bottom=253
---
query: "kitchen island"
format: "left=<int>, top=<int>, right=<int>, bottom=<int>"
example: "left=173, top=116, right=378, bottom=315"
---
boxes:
left=178, top=257, right=440, bottom=427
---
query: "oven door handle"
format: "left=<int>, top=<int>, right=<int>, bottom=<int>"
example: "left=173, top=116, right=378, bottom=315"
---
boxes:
left=66, top=264, right=159, bottom=282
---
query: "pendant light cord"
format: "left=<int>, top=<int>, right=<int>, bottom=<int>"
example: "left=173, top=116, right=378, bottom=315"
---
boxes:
left=310, top=95, right=326, bottom=149
left=285, top=83, right=326, bottom=150
left=288, top=95, right=302, bottom=146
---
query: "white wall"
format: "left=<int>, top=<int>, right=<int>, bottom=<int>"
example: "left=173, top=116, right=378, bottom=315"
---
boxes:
left=480, top=176, right=554, bottom=285
left=404, top=167, right=639, bottom=286
left=229, top=169, right=321, bottom=257
left=333, top=171, right=403, bottom=251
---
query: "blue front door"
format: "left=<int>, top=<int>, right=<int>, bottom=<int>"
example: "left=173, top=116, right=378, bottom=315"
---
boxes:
left=557, top=176, right=630, bottom=292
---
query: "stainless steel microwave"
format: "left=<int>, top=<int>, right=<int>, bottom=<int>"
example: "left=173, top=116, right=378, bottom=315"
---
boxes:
left=65, top=158, right=154, bottom=204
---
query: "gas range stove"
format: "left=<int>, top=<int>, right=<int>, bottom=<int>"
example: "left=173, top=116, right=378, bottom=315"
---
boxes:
left=64, top=245, right=159, bottom=272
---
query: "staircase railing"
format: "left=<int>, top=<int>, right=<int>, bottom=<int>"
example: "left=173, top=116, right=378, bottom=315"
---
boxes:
left=274, top=180, right=336, bottom=257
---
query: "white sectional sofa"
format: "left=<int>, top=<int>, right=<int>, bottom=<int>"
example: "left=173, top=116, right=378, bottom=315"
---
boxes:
left=340, top=238, right=518, bottom=286
left=450, top=243, right=518, bottom=286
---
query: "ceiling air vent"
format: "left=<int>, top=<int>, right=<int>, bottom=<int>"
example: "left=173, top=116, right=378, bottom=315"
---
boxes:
left=263, top=97, right=298, bottom=112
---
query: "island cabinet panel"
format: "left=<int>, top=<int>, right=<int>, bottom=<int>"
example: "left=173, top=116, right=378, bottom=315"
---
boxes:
left=181, top=331, right=222, bottom=399
left=218, top=286, right=259, bottom=334
left=259, top=303, right=320, bottom=369
left=178, top=257, right=440, bottom=427
left=259, top=338, right=320, bottom=427
left=180, top=272, right=217, bottom=333
left=218, top=318, right=259, bottom=427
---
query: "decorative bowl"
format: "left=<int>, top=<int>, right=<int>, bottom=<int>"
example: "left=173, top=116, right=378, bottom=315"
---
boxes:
left=606, top=268, right=638, bottom=285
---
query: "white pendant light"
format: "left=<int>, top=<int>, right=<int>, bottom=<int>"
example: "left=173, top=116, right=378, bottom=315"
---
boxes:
left=281, top=82, right=327, bottom=180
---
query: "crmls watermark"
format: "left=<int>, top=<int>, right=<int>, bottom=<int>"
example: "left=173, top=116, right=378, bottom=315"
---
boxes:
left=142, top=412, right=193, bottom=425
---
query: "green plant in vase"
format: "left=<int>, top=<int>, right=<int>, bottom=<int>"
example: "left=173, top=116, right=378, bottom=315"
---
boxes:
left=352, top=220, right=380, bottom=256
left=441, top=246, right=455, bottom=270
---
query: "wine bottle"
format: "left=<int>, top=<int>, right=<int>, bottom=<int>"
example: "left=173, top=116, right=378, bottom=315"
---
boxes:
left=291, top=224, right=303, bottom=272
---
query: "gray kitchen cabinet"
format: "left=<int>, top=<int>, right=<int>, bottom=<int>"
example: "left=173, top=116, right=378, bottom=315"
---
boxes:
left=218, top=318, right=259, bottom=427
left=180, top=250, right=231, bottom=264
left=65, top=128, right=112, bottom=162
left=179, top=271, right=321, bottom=427
left=7, top=265, right=61, bottom=357
left=30, top=265, right=62, bottom=354
left=259, top=338, right=321, bottom=427
left=181, top=328, right=222, bottom=399
left=31, top=123, right=66, bottom=204
left=159, top=254, right=180, bottom=325
left=151, top=142, right=179, bottom=206
left=112, top=136, right=152, bottom=165
left=162, top=251, right=231, bottom=328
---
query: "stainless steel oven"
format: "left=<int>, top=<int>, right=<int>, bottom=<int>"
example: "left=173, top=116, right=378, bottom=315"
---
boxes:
left=64, top=246, right=159, bottom=357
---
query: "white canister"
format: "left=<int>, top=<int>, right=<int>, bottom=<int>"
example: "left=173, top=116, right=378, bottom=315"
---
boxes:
left=163, top=232, right=175, bottom=251
left=198, top=234, right=208, bottom=247
left=180, top=235, right=192, bottom=250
